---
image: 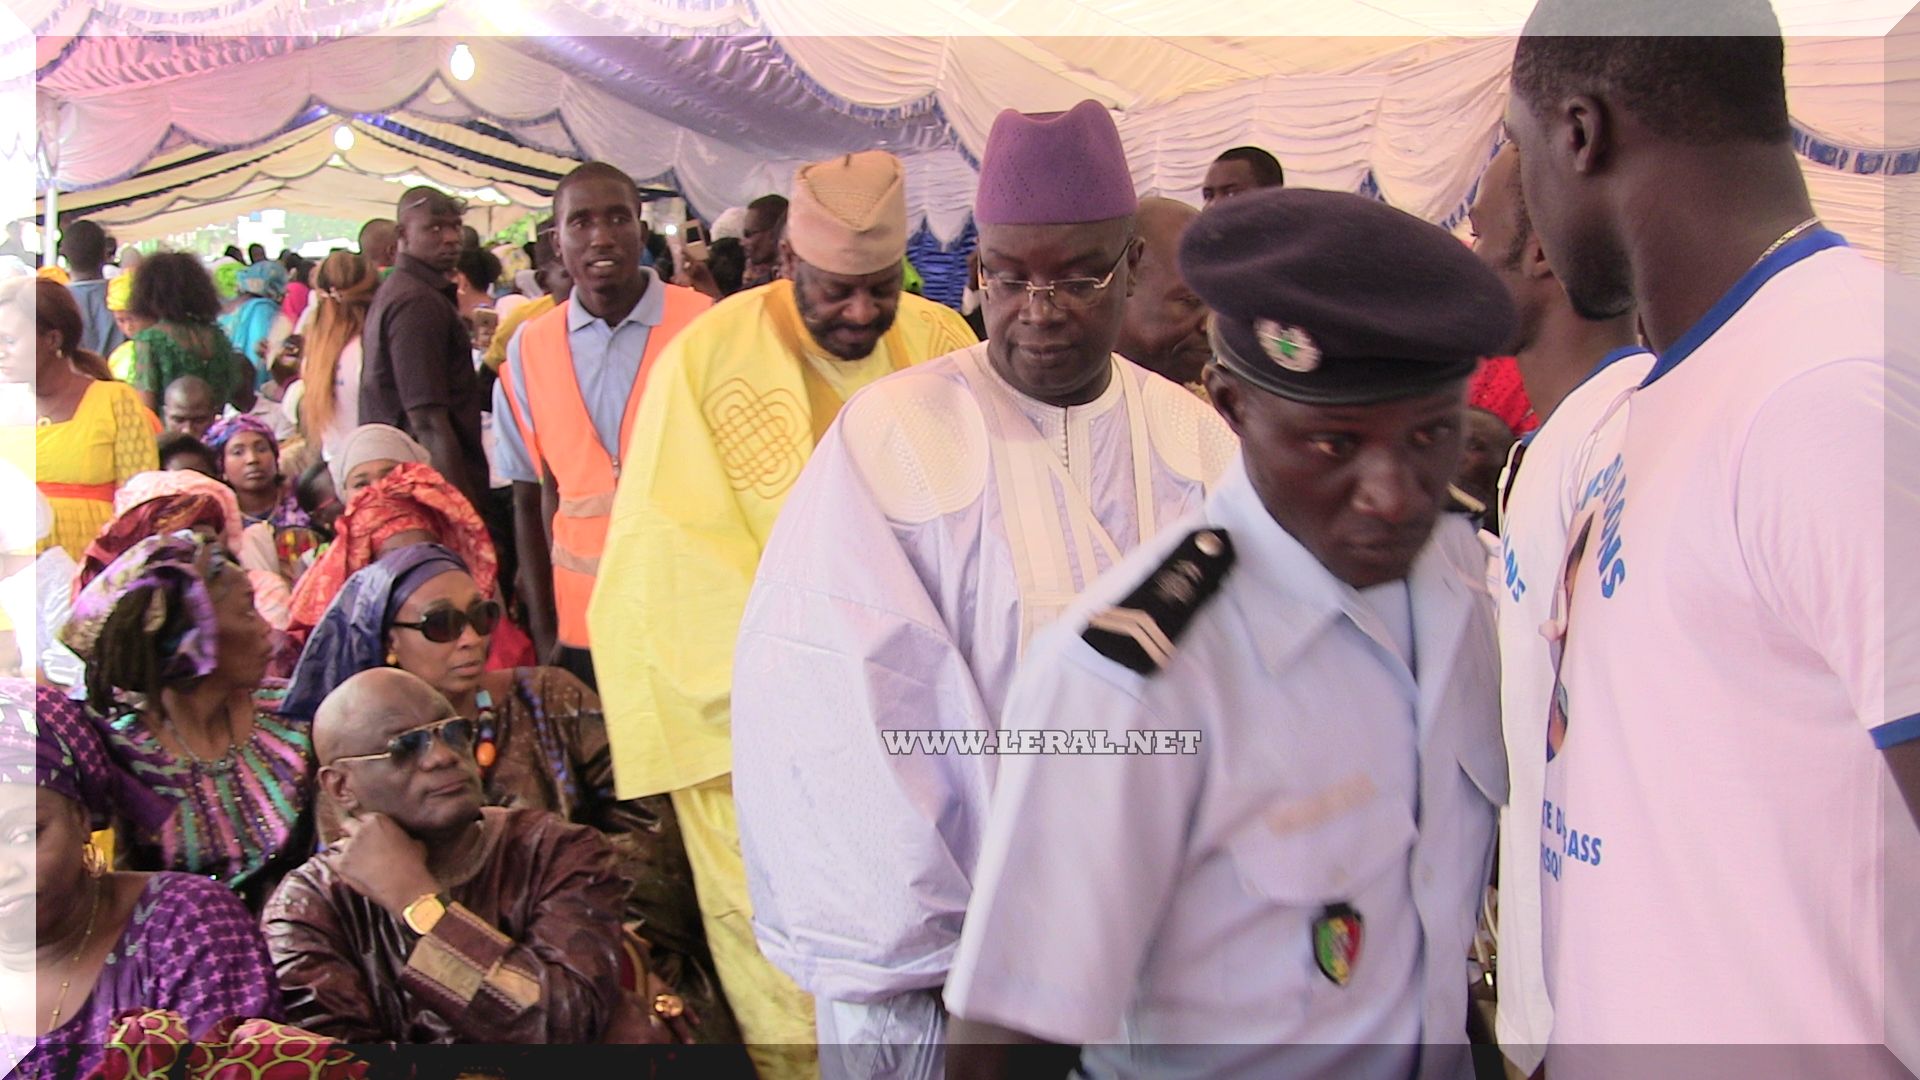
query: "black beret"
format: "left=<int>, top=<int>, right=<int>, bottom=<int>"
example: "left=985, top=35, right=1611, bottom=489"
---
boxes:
left=1178, top=188, right=1516, bottom=405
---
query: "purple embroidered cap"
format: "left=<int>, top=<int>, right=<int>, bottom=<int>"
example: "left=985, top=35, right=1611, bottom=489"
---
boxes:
left=974, top=99, right=1138, bottom=226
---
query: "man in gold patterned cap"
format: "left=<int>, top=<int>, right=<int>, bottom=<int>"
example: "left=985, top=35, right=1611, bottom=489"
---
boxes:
left=588, top=149, right=976, bottom=1080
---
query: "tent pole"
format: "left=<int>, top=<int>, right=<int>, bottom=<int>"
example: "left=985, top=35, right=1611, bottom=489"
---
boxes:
left=43, top=184, right=57, bottom=268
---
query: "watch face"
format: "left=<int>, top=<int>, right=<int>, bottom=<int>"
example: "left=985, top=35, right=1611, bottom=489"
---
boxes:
left=406, top=895, right=446, bottom=933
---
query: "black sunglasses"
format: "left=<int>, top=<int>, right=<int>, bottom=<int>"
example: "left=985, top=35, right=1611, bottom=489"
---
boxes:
left=334, top=717, right=477, bottom=767
left=391, top=599, right=503, bottom=644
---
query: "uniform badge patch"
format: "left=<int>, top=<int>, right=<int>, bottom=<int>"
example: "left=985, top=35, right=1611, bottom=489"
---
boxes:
left=1312, top=903, right=1364, bottom=986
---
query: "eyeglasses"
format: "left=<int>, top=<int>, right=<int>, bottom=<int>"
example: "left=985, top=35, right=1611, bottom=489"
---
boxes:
left=390, top=599, right=502, bottom=644
left=333, top=717, right=477, bottom=767
left=979, top=249, right=1127, bottom=312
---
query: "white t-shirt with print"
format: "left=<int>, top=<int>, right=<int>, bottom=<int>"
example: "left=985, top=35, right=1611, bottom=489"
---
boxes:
left=1540, top=234, right=1920, bottom=1070
left=1491, top=345, right=1652, bottom=1072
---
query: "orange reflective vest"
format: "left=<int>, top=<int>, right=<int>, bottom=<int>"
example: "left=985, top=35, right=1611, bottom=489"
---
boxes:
left=501, top=285, right=711, bottom=646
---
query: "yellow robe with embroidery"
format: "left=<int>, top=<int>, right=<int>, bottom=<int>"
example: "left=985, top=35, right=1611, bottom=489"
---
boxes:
left=589, top=279, right=976, bottom=799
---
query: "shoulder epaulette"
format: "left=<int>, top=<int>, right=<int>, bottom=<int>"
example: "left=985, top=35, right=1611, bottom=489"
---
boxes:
left=1081, top=528, right=1235, bottom=674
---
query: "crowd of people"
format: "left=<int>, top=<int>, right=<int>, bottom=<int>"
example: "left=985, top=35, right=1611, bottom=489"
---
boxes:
left=4, top=0, right=1914, bottom=1077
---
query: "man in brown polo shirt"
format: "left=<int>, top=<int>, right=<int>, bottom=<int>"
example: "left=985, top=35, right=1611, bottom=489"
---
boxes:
left=358, top=187, right=488, bottom=504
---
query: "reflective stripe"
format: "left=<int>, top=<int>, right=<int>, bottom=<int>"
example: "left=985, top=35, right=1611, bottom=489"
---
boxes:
left=552, top=544, right=601, bottom=577
left=520, top=285, right=714, bottom=646
left=558, top=492, right=617, bottom=518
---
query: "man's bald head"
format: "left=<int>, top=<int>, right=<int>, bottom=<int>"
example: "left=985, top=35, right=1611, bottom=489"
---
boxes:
left=1116, top=196, right=1211, bottom=386
left=164, top=374, right=213, bottom=409
left=162, top=375, right=219, bottom=440
left=1136, top=197, right=1197, bottom=263
left=358, top=218, right=399, bottom=270
left=314, top=667, right=454, bottom=765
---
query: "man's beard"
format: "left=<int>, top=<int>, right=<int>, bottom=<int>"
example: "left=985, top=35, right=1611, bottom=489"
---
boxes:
left=798, top=300, right=897, bottom=361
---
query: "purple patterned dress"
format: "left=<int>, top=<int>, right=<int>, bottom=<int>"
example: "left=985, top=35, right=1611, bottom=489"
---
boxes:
left=14, top=873, right=284, bottom=1080
left=39, top=684, right=316, bottom=913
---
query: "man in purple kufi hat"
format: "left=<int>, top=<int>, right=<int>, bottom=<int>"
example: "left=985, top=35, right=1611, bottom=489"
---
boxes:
left=730, top=99, right=1239, bottom=1079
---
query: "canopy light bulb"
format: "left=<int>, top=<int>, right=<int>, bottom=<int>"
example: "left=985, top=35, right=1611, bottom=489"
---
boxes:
left=333, top=125, right=356, bottom=151
left=450, top=43, right=476, bottom=82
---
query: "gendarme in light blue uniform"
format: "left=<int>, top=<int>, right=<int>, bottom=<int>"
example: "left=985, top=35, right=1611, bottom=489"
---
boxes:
left=946, top=455, right=1505, bottom=1080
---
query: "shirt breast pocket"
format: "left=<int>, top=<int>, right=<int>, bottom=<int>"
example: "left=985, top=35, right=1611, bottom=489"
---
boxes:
left=1226, top=790, right=1418, bottom=908
left=1220, top=787, right=1417, bottom=1000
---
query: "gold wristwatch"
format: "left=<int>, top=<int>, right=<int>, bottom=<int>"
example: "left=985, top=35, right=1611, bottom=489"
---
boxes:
left=403, top=892, right=448, bottom=935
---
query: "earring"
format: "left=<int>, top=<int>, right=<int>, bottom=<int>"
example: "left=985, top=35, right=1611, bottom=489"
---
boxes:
left=82, top=841, right=106, bottom=878
left=385, top=649, right=398, bottom=666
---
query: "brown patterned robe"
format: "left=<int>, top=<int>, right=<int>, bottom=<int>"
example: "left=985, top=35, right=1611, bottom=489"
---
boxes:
left=311, top=666, right=736, bottom=1042
left=264, top=807, right=632, bottom=1043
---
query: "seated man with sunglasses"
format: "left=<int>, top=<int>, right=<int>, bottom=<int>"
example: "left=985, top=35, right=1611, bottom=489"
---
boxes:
left=264, top=667, right=656, bottom=1044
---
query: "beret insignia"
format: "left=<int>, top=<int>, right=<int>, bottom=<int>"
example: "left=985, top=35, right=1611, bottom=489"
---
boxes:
left=1255, top=318, right=1320, bottom=373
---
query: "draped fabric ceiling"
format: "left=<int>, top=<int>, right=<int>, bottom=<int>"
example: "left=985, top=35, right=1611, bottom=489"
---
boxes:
left=42, top=113, right=602, bottom=244
left=17, top=0, right=1920, bottom=264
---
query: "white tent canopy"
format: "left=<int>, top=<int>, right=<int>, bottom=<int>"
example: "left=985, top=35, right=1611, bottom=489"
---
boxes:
left=42, top=113, right=590, bottom=244
left=17, top=0, right=1919, bottom=262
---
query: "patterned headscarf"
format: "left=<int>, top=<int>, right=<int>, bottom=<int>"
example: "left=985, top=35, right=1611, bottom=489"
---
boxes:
left=0, top=679, right=67, bottom=798
left=205, top=414, right=279, bottom=459
left=285, top=463, right=496, bottom=642
left=113, top=470, right=246, bottom=544
left=59, top=532, right=232, bottom=689
left=236, top=259, right=288, bottom=302
left=284, top=544, right=470, bottom=720
left=0, top=679, right=117, bottom=822
left=79, top=493, right=232, bottom=594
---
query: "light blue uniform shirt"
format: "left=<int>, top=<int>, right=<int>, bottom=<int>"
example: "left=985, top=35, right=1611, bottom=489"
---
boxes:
left=946, top=456, right=1505, bottom=1080
left=491, top=272, right=665, bottom=484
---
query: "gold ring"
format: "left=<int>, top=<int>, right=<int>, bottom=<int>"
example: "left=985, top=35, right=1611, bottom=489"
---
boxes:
left=653, top=993, right=685, bottom=1018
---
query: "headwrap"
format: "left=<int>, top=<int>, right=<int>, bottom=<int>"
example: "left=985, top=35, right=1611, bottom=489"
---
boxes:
left=785, top=150, right=909, bottom=276
left=328, top=423, right=432, bottom=492
left=79, top=492, right=232, bottom=593
left=113, top=470, right=246, bottom=544
left=36, top=264, right=70, bottom=285
left=0, top=683, right=119, bottom=826
left=711, top=205, right=748, bottom=242
left=286, top=462, right=496, bottom=640
left=0, top=680, right=67, bottom=799
left=107, top=270, right=134, bottom=312
left=211, top=259, right=242, bottom=302
left=59, top=532, right=233, bottom=688
left=284, top=544, right=471, bottom=719
left=236, top=259, right=289, bottom=302
left=206, top=414, right=279, bottom=458
left=974, top=99, right=1138, bottom=226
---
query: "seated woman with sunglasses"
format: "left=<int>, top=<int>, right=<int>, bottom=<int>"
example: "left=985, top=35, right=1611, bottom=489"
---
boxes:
left=284, top=544, right=737, bottom=1044
left=284, top=460, right=533, bottom=669
left=50, top=531, right=316, bottom=915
